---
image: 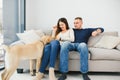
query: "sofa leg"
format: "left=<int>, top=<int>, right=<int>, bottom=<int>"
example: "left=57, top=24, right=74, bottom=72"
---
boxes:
left=17, top=68, right=23, bottom=73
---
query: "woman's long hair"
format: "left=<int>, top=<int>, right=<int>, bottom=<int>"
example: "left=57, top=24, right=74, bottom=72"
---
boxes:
left=55, top=17, right=69, bottom=36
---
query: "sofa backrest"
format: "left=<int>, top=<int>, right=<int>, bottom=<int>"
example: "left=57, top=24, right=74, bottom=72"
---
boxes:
left=43, top=30, right=52, bottom=36
left=88, top=32, right=118, bottom=47
left=34, top=30, right=118, bottom=47
left=42, top=30, right=118, bottom=47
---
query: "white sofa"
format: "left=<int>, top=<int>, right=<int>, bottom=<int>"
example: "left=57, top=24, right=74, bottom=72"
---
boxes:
left=11, top=31, right=120, bottom=73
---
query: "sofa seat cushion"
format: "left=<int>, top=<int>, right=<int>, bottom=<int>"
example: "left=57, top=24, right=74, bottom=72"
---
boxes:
left=89, top=47, right=120, bottom=60
left=69, top=51, right=91, bottom=60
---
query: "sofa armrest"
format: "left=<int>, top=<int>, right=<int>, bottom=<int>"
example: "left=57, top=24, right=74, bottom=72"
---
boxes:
left=10, top=40, right=25, bottom=46
left=116, top=44, right=120, bottom=51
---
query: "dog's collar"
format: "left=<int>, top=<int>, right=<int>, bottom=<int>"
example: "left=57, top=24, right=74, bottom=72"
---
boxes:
left=39, top=40, right=45, bottom=45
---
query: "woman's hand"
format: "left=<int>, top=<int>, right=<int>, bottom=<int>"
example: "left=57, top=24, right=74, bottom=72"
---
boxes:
left=53, top=25, right=57, bottom=32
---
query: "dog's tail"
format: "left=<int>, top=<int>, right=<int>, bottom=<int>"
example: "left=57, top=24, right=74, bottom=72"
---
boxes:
left=2, top=45, right=10, bottom=53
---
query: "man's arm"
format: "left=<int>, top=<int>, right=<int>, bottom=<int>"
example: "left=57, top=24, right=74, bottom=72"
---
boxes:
left=92, top=28, right=104, bottom=37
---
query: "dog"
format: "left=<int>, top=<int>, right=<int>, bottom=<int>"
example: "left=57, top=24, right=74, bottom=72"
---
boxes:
left=1, top=35, right=52, bottom=80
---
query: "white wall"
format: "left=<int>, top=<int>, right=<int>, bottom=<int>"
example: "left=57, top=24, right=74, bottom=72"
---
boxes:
left=0, top=8, right=2, bottom=24
left=0, top=0, right=2, bottom=24
left=0, top=0, right=2, bottom=8
left=26, top=0, right=120, bottom=35
left=0, top=0, right=2, bottom=32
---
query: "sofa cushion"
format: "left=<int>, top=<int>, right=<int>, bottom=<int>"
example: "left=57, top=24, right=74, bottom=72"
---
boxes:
left=43, top=30, right=52, bottom=36
left=116, top=44, right=120, bottom=51
left=88, top=32, right=118, bottom=47
left=16, top=30, right=41, bottom=44
left=34, top=29, right=45, bottom=37
left=69, top=51, right=91, bottom=60
left=10, top=40, right=25, bottom=46
left=89, top=47, right=120, bottom=60
left=94, top=35, right=120, bottom=49
left=24, top=29, right=45, bottom=37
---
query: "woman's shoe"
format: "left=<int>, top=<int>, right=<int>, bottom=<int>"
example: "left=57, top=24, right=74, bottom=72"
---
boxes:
left=33, top=72, right=44, bottom=80
left=49, top=67, right=56, bottom=80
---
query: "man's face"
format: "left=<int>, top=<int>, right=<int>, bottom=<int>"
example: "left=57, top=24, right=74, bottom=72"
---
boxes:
left=74, top=19, right=83, bottom=29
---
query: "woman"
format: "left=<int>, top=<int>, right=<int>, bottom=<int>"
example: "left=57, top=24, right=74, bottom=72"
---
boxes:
left=34, top=17, right=74, bottom=80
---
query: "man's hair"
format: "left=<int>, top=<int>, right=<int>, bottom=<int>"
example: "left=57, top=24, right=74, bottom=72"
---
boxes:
left=75, top=17, right=82, bottom=21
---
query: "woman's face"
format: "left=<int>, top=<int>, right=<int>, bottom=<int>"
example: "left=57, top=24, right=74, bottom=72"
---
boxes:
left=59, top=21, right=67, bottom=31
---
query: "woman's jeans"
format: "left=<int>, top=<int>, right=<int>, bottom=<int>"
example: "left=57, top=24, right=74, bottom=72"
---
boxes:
left=39, top=40, right=60, bottom=73
left=59, top=41, right=88, bottom=73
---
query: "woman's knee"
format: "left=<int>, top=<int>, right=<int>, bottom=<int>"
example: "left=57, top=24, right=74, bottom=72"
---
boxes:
left=61, top=41, right=71, bottom=49
left=44, top=44, right=51, bottom=49
left=50, top=40, right=60, bottom=46
left=44, top=44, right=51, bottom=53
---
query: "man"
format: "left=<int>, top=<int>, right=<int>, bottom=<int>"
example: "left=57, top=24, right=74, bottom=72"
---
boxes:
left=58, top=17, right=104, bottom=80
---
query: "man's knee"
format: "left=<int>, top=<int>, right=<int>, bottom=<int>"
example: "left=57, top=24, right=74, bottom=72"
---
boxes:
left=79, top=42, right=87, bottom=48
left=77, top=42, right=87, bottom=50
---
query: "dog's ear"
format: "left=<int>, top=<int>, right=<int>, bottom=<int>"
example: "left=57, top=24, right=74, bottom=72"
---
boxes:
left=46, top=36, right=52, bottom=43
left=41, top=35, right=54, bottom=44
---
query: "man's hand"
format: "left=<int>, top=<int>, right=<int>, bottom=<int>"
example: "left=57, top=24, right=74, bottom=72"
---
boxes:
left=92, top=29, right=102, bottom=37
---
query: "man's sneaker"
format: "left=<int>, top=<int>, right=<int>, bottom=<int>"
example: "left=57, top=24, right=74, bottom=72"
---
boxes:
left=82, top=73, right=91, bottom=80
left=58, top=73, right=67, bottom=80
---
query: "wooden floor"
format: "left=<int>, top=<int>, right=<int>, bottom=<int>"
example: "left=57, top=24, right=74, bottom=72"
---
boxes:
left=0, top=70, right=120, bottom=80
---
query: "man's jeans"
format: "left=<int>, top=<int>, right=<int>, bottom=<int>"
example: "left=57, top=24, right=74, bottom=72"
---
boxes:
left=59, top=41, right=88, bottom=73
left=39, top=40, right=60, bottom=73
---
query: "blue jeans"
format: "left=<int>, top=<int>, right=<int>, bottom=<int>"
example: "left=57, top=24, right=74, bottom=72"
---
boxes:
left=39, top=40, right=60, bottom=73
left=59, top=41, right=88, bottom=73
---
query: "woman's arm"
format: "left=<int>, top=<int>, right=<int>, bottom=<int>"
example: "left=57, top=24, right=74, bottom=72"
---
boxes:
left=61, top=29, right=74, bottom=42
left=51, top=26, right=57, bottom=39
left=68, top=29, right=74, bottom=42
left=55, top=33, right=61, bottom=40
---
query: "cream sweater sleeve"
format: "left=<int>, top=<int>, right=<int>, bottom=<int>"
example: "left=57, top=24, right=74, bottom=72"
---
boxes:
left=60, top=29, right=74, bottom=42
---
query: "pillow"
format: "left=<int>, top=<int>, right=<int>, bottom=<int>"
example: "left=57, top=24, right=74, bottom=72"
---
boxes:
left=34, top=29, right=45, bottom=37
left=24, top=29, right=45, bottom=37
left=116, top=43, right=120, bottom=51
left=10, top=40, right=25, bottom=46
left=94, top=35, right=120, bottom=49
left=88, top=32, right=118, bottom=47
left=17, top=30, right=41, bottom=44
